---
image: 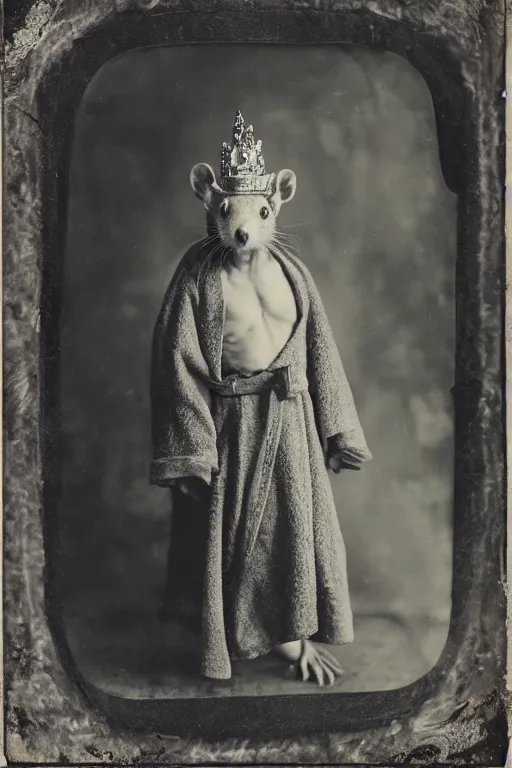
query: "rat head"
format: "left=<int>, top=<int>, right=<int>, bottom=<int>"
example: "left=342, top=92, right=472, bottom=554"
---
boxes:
left=190, top=163, right=296, bottom=257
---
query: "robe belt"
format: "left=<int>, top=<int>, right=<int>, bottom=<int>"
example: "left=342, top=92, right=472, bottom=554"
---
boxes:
left=208, top=365, right=309, bottom=561
left=207, top=364, right=309, bottom=401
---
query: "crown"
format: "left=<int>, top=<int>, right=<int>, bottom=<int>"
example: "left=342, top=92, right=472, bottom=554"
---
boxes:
left=220, top=110, right=276, bottom=196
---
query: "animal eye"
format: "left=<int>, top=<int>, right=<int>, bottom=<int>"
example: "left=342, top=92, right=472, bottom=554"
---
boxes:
left=220, top=199, right=230, bottom=218
left=260, top=206, right=269, bottom=220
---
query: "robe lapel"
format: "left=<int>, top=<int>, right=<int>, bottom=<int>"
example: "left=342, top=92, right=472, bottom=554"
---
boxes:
left=270, top=247, right=309, bottom=331
left=195, top=246, right=309, bottom=382
left=196, top=258, right=224, bottom=382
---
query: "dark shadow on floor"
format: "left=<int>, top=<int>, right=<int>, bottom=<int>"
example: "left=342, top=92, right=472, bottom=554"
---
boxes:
left=63, top=597, right=449, bottom=699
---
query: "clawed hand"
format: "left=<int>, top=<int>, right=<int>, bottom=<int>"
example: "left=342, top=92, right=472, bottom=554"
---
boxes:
left=275, top=639, right=345, bottom=686
left=328, top=455, right=361, bottom=473
left=328, top=455, right=345, bottom=473
left=296, top=640, right=344, bottom=686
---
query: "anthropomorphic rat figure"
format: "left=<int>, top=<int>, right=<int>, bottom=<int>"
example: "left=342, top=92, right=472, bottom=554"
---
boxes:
left=150, top=111, right=372, bottom=686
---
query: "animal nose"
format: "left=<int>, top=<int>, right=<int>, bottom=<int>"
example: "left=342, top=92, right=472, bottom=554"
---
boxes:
left=235, top=228, right=249, bottom=245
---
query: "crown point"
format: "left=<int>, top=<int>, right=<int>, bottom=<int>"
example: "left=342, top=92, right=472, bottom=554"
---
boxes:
left=220, top=110, right=268, bottom=188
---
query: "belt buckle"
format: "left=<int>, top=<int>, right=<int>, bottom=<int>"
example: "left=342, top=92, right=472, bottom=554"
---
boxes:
left=231, top=378, right=238, bottom=395
left=275, top=366, right=293, bottom=401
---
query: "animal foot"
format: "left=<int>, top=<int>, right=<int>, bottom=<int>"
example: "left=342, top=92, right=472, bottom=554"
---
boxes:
left=295, top=639, right=344, bottom=686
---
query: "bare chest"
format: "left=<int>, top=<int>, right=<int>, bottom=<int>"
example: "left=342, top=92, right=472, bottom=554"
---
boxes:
left=221, top=256, right=297, bottom=325
left=220, top=255, right=298, bottom=375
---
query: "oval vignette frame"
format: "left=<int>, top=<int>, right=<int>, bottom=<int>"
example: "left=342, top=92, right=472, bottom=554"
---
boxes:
left=3, top=0, right=506, bottom=764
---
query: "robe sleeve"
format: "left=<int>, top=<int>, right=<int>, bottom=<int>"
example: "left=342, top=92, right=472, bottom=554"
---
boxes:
left=304, top=265, right=372, bottom=469
left=150, top=268, right=218, bottom=487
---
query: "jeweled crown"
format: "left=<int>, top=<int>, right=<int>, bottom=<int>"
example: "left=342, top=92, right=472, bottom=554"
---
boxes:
left=220, top=110, right=275, bottom=196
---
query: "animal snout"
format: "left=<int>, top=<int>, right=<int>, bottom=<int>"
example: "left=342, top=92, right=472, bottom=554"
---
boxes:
left=235, top=228, right=249, bottom=245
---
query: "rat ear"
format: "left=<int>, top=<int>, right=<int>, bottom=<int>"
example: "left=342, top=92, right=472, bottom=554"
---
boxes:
left=190, top=163, right=223, bottom=207
left=270, top=169, right=297, bottom=214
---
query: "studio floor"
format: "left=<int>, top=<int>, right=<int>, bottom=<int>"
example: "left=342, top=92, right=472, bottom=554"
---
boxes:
left=64, top=598, right=449, bottom=699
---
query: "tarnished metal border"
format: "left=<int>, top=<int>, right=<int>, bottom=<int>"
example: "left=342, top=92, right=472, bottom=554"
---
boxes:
left=3, top=0, right=507, bottom=763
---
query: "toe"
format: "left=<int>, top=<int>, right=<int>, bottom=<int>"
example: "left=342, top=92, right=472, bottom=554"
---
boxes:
left=317, top=648, right=344, bottom=675
left=311, top=660, right=325, bottom=686
left=299, top=653, right=310, bottom=682
left=319, top=658, right=335, bottom=686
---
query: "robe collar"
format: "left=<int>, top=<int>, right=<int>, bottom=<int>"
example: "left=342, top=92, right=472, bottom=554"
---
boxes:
left=195, top=244, right=307, bottom=383
left=196, top=250, right=224, bottom=382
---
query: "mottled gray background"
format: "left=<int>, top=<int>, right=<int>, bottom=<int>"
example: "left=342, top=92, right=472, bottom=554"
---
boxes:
left=60, top=45, right=456, bottom=693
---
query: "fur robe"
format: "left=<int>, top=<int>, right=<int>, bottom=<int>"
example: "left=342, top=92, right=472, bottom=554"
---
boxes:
left=150, top=242, right=372, bottom=680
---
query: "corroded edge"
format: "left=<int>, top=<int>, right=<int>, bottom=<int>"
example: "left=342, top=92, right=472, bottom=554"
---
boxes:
left=3, top=0, right=507, bottom=764
left=506, top=0, right=512, bottom=757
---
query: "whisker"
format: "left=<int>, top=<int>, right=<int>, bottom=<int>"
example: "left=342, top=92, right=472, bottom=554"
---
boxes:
left=273, top=234, right=300, bottom=248
left=208, top=241, right=225, bottom=263
left=268, top=243, right=290, bottom=261
left=275, top=230, right=301, bottom=242
left=199, top=236, right=219, bottom=251
left=267, top=236, right=299, bottom=257
left=199, top=233, right=220, bottom=247
left=202, top=226, right=220, bottom=239
left=202, top=243, right=221, bottom=263
left=270, top=235, right=299, bottom=255
left=220, top=247, right=231, bottom=267
left=197, top=236, right=226, bottom=285
left=279, top=222, right=314, bottom=229
left=275, top=229, right=300, bottom=240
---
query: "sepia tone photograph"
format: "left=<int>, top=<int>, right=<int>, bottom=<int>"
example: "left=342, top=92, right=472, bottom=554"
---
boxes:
left=3, top=0, right=507, bottom=761
left=59, top=43, right=456, bottom=701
